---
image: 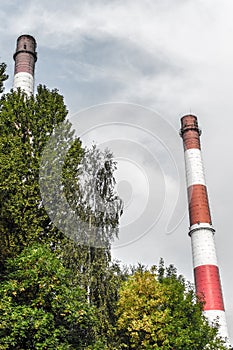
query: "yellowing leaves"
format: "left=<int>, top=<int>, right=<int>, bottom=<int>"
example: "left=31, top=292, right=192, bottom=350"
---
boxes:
left=116, top=265, right=228, bottom=349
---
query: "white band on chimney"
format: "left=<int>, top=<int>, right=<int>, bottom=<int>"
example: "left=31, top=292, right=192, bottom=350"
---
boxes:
left=184, top=148, right=206, bottom=187
left=191, top=228, right=218, bottom=268
left=203, top=310, right=230, bottom=345
left=13, top=72, right=34, bottom=95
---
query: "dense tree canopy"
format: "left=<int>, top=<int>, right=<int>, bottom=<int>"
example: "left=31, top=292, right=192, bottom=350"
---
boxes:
left=0, top=86, right=71, bottom=268
left=116, top=262, right=228, bottom=349
left=0, top=85, right=122, bottom=267
left=0, top=244, right=98, bottom=349
left=0, top=84, right=124, bottom=348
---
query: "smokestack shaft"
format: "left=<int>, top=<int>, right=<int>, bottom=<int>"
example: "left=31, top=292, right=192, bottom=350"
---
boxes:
left=180, top=115, right=229, bottom=342
left=13, top=35, right=37, bottom=95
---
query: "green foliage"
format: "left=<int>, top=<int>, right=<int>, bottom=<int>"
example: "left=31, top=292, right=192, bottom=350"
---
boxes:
left=60, top=144, right=124, bottom=346
left=0, top=85, right=124, bottom=348
left=0, top=63, right=8, bottom=93
left=59, top=239, right=127, bottom=348
left=0, top=86, right=71, bottom=269
left=116, top=262, right=228, bottom=349
left=61, top=145, right=123, bottom=247
left=0, top=84, right=122, bottom=260
left=0, top=244, right=98, bottom=349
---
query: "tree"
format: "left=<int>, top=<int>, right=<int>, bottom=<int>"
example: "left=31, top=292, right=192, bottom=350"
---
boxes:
left=60, top=144, right=124, bottom=346
left=60, top=238, right=128, bottom=348
left=0, top=85, right=122, bottom=262
left=0, top=86, right=124, bottom=348
left=0, top=62, right=8, bottom=93
left=0, top=243, right=98, bottom=349
left=62, top=145, right=123, bottom=248
left=116, top=262, right=228, bottom=349
left=0, top=86, right=71, bottom=270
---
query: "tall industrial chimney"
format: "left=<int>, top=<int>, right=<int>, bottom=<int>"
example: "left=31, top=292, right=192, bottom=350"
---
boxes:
left=13, top=34, right=37, bottom=95
left=180, top=115, right=229, bottom=342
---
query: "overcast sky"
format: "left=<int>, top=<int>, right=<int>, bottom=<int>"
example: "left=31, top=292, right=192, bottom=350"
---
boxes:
left=1, top=0, right=233, bottom=340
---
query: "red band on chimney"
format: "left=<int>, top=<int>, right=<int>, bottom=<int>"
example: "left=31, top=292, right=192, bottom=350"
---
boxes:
left=188, top=184, right=212, bottom=226
left=194, top=265, right=225, bottom=311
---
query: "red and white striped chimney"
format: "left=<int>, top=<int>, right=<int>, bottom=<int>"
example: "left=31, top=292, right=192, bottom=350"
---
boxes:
left=13, top=34, right=37, bottom=95
left=180, top=114, right=229, bottom=342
